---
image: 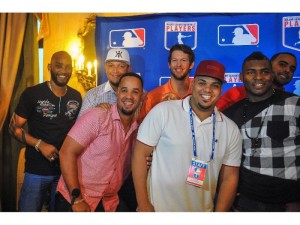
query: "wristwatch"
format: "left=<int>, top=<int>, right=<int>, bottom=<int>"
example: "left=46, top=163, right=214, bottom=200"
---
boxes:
left=70, top=188, right=81, bottom=205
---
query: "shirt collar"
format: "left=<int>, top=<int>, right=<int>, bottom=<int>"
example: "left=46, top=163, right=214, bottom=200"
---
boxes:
left=182, top=95, right=224, bottom=122
left=104, top=81, right=115, bottom=93
left=111, top=104, right=139, bottom=130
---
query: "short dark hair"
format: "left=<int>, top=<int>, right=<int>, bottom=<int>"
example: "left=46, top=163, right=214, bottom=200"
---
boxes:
left=118, top=72, right=144, bottom=88
left=242, top=51, right=271, bottom=72
left=270, top=52, right=297, bottom=63
left=168, top=44, right=195, bottom=64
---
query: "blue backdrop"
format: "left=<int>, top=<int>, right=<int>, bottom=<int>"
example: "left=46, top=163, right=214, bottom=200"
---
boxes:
left=95, top=13, right=300, bottom=95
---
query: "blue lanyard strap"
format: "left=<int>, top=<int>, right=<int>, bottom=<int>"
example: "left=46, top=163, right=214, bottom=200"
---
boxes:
left=189, top=105, right=216, bottom=161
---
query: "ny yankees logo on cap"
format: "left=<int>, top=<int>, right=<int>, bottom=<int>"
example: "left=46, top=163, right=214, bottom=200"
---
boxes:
left=105, top=48, right=131, bottom=65
left=115, top=50, right=123, bottom=59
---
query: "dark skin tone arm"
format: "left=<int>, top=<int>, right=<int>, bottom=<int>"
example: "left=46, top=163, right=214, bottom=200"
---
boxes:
left=9, top=112, right=59, bottom=161
left=132, top=140, right=155, bottom=212
left=215, top=165, right=239, bottom=211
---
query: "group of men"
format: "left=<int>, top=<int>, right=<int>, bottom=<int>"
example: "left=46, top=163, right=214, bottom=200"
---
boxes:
left=9, top=44, right=300, bottom=212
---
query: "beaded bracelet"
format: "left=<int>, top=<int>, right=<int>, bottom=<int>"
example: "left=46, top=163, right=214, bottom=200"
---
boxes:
left=34, top=139, right=42, bottom=152
left=73, top=198, right=85, bottom=205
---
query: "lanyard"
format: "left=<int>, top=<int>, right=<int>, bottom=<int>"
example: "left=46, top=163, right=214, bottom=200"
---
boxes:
left=189, top=105, right=216, bottom=161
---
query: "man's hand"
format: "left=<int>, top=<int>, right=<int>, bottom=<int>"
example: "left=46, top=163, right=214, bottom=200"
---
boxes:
left=71, top=200, right=91, bottom=212
left=145, top=153, right=153, bottom=169
left=97, top=103, right=112, bottom=111
left=38, top=141, right=59, bottom=162
left=162, top=92, right=179, bottom=101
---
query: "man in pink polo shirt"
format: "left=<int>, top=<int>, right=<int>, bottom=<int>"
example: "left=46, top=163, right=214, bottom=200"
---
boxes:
left=55, top=72, right=144, bottom=212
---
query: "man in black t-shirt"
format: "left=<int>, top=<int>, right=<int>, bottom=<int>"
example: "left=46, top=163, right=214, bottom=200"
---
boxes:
left=9, top=51, right=82, bottom=212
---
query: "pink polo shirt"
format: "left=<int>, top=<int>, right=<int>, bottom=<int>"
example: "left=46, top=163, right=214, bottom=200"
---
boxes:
left=56, top=104, right=138, bottom=212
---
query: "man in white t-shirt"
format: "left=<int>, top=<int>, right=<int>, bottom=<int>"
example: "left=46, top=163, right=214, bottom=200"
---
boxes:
left=132, top=60, right=242, bottom=212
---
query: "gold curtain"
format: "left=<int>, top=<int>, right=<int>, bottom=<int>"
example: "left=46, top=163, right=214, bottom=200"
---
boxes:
left=0, top=13, right=27, bottom=131
left=0, top=13, right=38, bottom=211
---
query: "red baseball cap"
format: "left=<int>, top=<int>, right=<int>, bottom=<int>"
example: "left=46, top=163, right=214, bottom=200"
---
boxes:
left=194, top=60, right=226, bottom=83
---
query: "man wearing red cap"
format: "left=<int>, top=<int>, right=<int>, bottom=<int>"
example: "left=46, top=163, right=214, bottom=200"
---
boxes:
left=132, top=60, right=242, bottom=212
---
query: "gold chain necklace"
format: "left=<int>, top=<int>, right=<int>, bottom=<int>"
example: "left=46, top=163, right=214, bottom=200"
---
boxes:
left=48, top=81, right=67, bottom=96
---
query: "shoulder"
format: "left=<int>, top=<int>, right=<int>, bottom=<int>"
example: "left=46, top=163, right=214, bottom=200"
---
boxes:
left=79, top=106, right=112, bottom=124
left=217, top=86, right=246, bottom=111
left=67, top=85, right=82, bottom=96
left=219, top=111, right=240, bottom=128
left=274, top=90, right=300, bottom=106
left=85, top=83, right=106, bottom=96
left=151, top=99, right=183, bottom=114
left=22, top=82, right=47, bottom=95
left=222, top=100, right=244, bottom=118
left=147, top=83, right=168, bottom=96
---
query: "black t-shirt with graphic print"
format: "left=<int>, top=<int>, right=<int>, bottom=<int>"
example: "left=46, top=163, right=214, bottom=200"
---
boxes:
left=15, top=82, right=82, bottom=176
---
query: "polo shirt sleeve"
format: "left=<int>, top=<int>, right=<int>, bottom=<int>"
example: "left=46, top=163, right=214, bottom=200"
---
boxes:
left=137, top=103, right=166, bottom=147
left=222, top=120, right=242, bottom=167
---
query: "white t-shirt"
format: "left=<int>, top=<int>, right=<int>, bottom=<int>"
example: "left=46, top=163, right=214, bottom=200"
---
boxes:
left=137, top=96, right=242, bottom=212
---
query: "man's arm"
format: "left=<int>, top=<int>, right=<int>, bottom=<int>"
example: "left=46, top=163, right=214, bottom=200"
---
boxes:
left=131, top=140, right=155, bottom=212
left=214, top=165, right=239, bottom=212
left=9, top=112, right=59, bottom=161
left=59, top=135, right=90, bottom=212
left=9, top=112, right=28, bottom=144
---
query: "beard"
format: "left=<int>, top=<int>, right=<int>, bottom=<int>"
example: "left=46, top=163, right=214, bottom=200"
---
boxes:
left=171, top=69, right=190, bottom=81
left=120, top=107, right=135, bottom=116
left=196, top=102, right=213, bottom=111
left=50, top=70, right=71, bottom=87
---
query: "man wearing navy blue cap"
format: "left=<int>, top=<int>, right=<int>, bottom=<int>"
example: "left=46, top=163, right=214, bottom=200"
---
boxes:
left=132, top=60, right=242, bottom=212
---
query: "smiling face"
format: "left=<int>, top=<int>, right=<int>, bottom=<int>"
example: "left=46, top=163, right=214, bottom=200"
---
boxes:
left=116, top=75, right=143, bottom=116
left=105, top=60, right=131, bottom=90
left=241, top=59, right=274, bottom=102
left=191, top=76, right=222, bottom=112
left=272, top=53, right=297, bottom=88
left=168, top=50, right=194, bottom=81
left=48, top=51, right=72, bottom=87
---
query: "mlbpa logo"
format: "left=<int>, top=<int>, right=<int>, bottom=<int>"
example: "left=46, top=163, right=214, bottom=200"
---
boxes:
left=109, top=28, right=145, bottom=48
left=218, top=24, right=259, bottom=46
left=164, top=21, right=197, bottom=50
left=282, top=16, right=300, bottom=52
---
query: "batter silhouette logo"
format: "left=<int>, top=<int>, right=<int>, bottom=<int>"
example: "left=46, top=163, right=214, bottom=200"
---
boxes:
left=282, top=16, right=300, bottom=52
left=164, top=21, right=197, bottom=50
left=109, top=28, right=145, bottom=48
left=218, top=24, right=259, bottom=46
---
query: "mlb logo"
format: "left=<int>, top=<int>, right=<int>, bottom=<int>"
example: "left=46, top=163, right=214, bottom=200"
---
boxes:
left=109, top=28, right=145, bottom=48
left=218, top=24, right=259, bottom=46
left=282, top=16, right=300, bottom=52
left=164, top=21, right=197, bottom=50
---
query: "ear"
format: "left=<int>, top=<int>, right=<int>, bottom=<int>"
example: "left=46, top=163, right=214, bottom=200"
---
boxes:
left=141, top=91, right=146, bottom=101
left=239, top=72, right=243, bottom=82
left=47, top=64, right=51, bottom=71
left=189, top=61, right=195, bottom=70
left=128, top=65, right=132, bottom=72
